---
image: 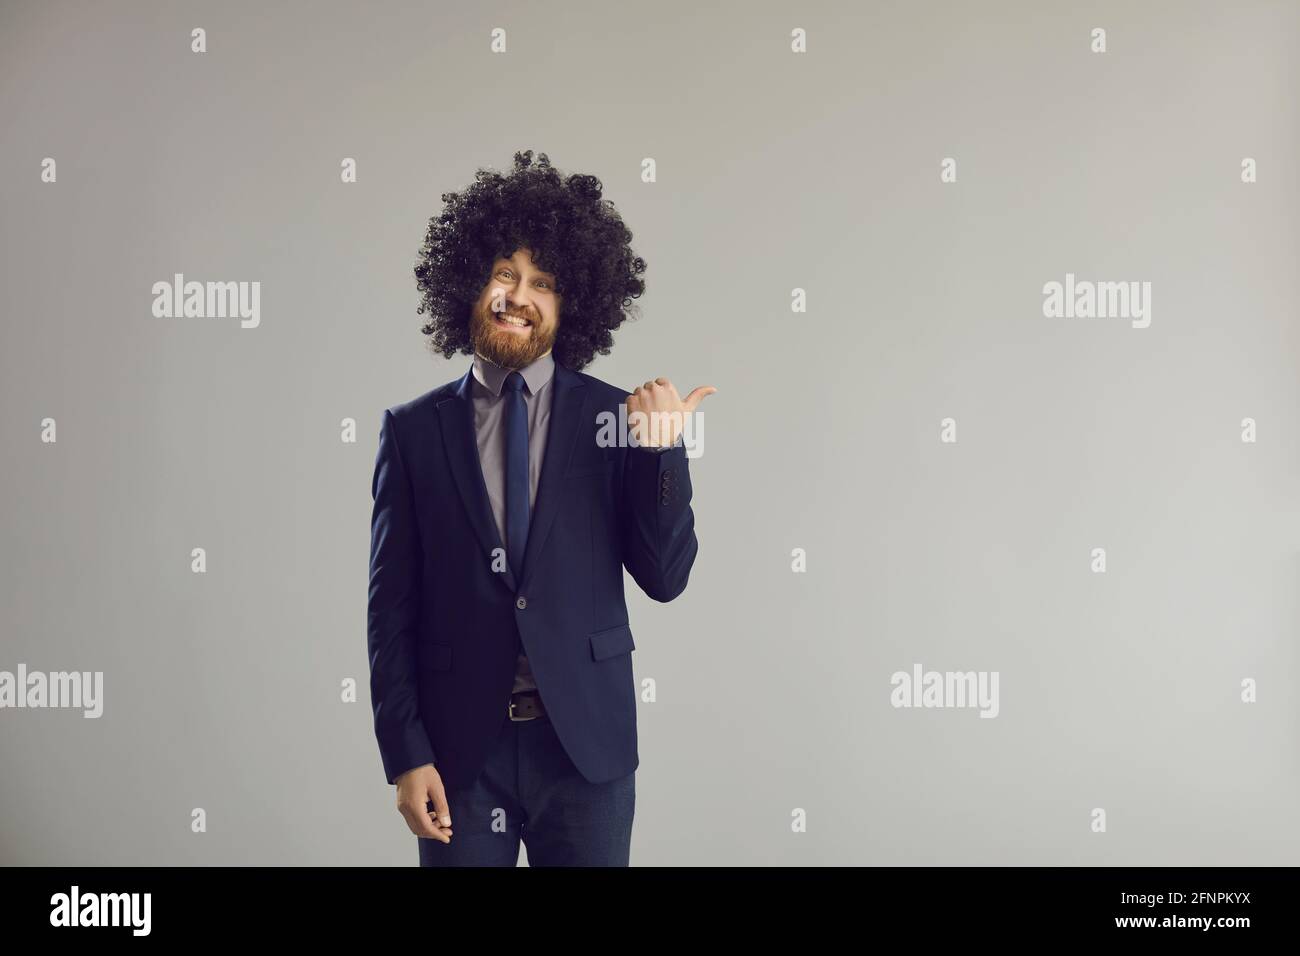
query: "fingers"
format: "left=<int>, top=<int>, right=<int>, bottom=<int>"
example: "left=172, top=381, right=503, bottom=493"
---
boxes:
left=629, top=379, right=715, bottom=408
left=428, top=781, right=452, bottom=829
left=419, top=780, right=453, bottom=842
left=628, top=379, right=678, bottom=405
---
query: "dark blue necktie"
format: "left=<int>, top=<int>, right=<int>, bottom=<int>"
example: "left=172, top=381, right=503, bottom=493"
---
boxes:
left=503, top=371, right=530, bottom=578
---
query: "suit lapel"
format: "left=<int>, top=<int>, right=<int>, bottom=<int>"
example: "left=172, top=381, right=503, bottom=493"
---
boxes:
left=519, top=363, right=586, bottom=592
left=436, top=366, right=517, bottom=593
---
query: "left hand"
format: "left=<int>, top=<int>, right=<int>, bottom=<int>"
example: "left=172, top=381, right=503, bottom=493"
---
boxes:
left=625, top=378, right=717, bottom=448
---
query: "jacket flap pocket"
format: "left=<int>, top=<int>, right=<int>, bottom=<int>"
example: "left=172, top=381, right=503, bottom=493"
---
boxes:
left=589, top=623, right=635, bottom=661
left=429, top=642, right=452, bottom=671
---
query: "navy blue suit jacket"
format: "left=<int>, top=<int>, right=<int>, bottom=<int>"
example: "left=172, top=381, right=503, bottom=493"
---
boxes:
left=367, top=361, right=698, bottom=791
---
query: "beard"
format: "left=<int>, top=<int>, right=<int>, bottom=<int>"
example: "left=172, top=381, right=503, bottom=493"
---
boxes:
left=469, top=301, right=557, bottom=369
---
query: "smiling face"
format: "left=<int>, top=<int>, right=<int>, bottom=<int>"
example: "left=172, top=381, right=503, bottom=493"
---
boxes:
left=468, top=247, right=561, bottom=369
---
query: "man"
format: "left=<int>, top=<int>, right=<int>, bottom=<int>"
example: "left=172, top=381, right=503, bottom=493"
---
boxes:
left=367, top=150, right=715, bottom=866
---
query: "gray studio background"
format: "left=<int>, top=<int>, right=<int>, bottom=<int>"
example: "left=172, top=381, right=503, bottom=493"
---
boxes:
left=2, top=0, right=1297, bottom=866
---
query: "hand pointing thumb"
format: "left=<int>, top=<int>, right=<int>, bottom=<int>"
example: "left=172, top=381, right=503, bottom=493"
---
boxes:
left=682, top=386, right=718, bottom=411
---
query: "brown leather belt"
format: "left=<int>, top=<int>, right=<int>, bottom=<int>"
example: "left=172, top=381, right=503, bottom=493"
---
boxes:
left=508, top=689, right=546, bottom=721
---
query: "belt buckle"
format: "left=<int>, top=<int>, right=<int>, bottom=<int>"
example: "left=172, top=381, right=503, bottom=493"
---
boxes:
left=508, top=696, right=536, bottom=722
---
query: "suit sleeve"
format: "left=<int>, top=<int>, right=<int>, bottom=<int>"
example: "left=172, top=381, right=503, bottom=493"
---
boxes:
left=368, top=408, right=436, bottom=785
left=620, top=439, right=699, bottom=603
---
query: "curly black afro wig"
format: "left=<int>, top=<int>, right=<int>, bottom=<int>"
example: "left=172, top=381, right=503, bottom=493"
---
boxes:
left=415, top=149, right=647, bottom=371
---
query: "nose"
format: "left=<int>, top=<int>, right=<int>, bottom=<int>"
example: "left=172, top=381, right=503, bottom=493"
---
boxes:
left=504, top=289, right=536, bottom=319
left=491, top=284, right=534, bottom=319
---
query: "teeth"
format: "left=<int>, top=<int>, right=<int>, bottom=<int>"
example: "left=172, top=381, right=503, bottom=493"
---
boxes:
left=499, top=315, right=528, bottom=327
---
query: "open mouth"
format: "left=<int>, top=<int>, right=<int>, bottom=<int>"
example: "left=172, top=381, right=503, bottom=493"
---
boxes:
left=493, top=312, right=533, bottom=332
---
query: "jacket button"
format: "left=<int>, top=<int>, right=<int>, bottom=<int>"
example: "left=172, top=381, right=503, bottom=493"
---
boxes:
left=516, top=596, right=527, bottom=610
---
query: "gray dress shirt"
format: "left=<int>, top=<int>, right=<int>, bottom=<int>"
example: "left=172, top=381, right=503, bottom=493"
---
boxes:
left=470, top=350, right=555, bottom=695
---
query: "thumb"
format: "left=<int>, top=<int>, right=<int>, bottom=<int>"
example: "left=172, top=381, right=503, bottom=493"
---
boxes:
left=682, top=385, right=717, bottom=411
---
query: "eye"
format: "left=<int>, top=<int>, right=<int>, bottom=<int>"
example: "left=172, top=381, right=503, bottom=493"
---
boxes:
left=536, top=280, right=551, bottom=289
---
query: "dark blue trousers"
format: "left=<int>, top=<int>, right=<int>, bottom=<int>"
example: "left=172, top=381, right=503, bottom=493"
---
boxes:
left=417, top=711, right=635, bottom=866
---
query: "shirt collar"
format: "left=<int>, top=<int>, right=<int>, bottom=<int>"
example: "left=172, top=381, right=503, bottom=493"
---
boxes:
left=472, top=349, right=555, bottom=397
